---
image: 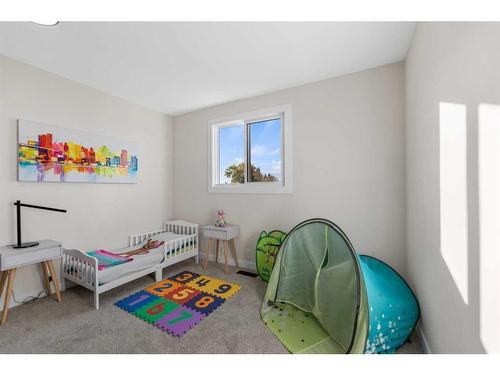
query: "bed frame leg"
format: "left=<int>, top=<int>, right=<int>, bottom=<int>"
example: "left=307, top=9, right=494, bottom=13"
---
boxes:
left=155, top=268, right=162, bottom=282
left=94, top=292, right=99, bottom=310
left=195, top=254, right=199, bottom=264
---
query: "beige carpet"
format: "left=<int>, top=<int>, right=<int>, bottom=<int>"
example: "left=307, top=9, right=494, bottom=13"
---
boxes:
left=0, top=260, right=423, bottom=354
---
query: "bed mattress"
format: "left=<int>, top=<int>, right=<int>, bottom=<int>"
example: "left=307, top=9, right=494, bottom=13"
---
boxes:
left=95, top=232, right=191, bottom=285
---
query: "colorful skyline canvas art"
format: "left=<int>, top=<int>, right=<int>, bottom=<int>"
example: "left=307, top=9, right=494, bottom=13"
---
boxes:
left=18, top=120, right=139, bottom=183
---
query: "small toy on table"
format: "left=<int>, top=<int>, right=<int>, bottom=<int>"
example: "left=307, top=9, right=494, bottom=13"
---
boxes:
left=214, top=209, right=226, bottom=227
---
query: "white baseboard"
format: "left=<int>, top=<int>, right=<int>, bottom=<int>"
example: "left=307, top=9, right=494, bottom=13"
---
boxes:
left=203, top=253, right=256, bottom=272
left=417, top=324, right=432, bottom=354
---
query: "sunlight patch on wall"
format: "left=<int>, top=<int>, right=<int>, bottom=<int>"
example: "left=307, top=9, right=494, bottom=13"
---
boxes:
left=478, top=103, right=500, bottom=353
left=439, top=102, right=468, bottom=304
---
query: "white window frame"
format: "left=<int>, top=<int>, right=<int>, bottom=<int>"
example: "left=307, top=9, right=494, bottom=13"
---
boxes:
left=208, top=104, right=293, bottom=194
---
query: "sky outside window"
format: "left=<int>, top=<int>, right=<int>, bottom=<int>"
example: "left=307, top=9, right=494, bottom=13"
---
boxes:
left=249, top=118, right=282, bottom=182
left=219, top=124, right=244, bottom=183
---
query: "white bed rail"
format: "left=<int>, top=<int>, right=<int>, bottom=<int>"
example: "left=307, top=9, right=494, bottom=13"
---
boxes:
left=128, top=221, right=198, bottom=247
left=63, top=249, right=98, bottom=288
left=164, top=220, right=199, bottom=263
left=129, top=228, right=165, bottom=247
left=62, top=249, right=99, bottom=307
left=128, top=220, right=198, bottom=251
left=164, top=234, right=197, bottom=259
left=164, top=220, right=198, bottom=236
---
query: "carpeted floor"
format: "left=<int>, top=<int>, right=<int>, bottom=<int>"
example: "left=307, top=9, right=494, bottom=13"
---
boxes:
left=0, top=260, right=423, bottom=354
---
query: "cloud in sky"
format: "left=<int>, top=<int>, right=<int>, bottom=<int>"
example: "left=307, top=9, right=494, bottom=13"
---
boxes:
left=251, top=144, right=280, bottom=157
left=269, top=161, right=282, bottom=179
left=253, top=159, right=282, bottom=180
left=269, top=160, right=282, bottom=174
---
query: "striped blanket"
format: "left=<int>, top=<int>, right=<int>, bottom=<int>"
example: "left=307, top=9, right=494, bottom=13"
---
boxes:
left=87, top=249, right=133, bottom=270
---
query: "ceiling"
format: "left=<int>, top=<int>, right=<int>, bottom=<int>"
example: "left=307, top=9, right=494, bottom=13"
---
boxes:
left=0, top=22, right=416, bottom=115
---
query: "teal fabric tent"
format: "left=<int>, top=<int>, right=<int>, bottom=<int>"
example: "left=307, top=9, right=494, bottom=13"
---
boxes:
left=261, top=218, right=420, bottom=354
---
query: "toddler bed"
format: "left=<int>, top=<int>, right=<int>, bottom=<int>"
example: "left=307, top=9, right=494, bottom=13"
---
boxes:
left=62, top=220, right=198, bottom=309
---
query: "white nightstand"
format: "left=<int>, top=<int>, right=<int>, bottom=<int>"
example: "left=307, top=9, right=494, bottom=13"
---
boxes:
left=0, top=239, right=63, bottom=324
left=202, top=224, right=240, bottom=274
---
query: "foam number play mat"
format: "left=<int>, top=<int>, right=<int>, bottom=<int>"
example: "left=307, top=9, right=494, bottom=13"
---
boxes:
left=115, top=271, right=241, bottom=336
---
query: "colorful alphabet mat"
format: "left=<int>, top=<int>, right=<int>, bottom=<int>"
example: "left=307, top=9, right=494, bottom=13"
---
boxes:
left=115, top=271, right=241, bottom=337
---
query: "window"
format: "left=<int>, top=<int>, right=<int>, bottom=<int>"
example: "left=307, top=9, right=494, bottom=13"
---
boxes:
left=208, top=104, right=292, bottom=193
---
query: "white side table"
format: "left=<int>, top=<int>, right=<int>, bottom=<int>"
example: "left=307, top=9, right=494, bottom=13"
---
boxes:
left=202, top=224, right=240, bottom=274
left=0, top=239, right=63, bottom=324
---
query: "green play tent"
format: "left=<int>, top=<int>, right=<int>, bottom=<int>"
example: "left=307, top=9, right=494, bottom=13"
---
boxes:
left=261, top=218, right=419, bottom=354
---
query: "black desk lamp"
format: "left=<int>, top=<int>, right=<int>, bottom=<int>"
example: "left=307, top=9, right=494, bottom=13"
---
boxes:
left=11, top=200, right=67, bottom=249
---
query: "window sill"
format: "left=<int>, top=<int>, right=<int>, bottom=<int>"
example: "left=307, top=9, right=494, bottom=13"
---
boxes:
left=208, top=183, right=293, bottom=194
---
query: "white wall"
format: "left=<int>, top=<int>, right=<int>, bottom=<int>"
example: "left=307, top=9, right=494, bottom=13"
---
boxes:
left=0, top=55, right=174, bottom=307
left=174, top=62, right=407, bottom=272
left=406, top=23, right=500, bottom=353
